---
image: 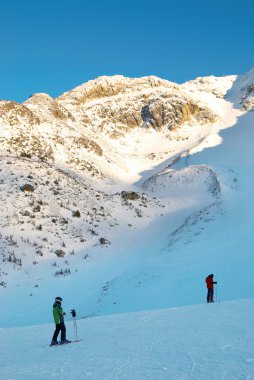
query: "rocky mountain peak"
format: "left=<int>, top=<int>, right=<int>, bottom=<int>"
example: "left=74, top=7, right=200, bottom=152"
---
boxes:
left=0, top=74, right=223, bottom=183
left=57, top=75, right=178, bottom=106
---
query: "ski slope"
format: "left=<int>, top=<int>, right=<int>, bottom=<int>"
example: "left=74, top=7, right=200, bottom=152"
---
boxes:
left=1, top=299, right=254, bottom=380
left=1, top=69, right=254, bottom=379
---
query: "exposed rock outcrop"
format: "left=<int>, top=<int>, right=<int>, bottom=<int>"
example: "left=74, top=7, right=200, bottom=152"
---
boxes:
left=0, top=74, right=218, bottom=181
left=24, top=93, right=76, bottom=123
left=58, top=75, right=217, bottom=136
left=0, top=101, right=40, bottom=126
left=241, top=85, right=254, bottom=111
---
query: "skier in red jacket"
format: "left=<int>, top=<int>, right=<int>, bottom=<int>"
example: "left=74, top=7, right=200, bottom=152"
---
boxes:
left=206, top=274, right=217, bottom=303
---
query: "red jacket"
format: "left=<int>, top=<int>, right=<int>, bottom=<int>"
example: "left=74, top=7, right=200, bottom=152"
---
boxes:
left=206, top=276, right=214, bottom=289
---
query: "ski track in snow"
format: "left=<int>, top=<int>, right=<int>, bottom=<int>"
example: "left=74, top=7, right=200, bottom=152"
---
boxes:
left=2, top=299, right=254, bottom=379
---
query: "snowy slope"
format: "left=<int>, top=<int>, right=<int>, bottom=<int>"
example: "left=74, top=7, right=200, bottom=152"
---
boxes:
left=0, top=69, right=254, bottom=322
left=0, top=73, right=223, bottom=306
left=170, top=68, right=254, bottom=302
left=2, top=299, right=254, bottom=380
left=0, top=68, right=254, bottom=378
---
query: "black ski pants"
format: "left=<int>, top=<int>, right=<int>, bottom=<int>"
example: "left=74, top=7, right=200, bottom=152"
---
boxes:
left=207, top=288, right=214, bottom=303
left=52, top=322, right=66, bottom=342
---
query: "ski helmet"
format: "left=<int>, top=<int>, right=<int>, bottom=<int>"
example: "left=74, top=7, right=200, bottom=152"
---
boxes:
left=55, top=297, right=63, bottom=303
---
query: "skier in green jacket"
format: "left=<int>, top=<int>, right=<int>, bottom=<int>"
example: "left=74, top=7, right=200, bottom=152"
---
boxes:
left=51, top=297, right=70, bottom=345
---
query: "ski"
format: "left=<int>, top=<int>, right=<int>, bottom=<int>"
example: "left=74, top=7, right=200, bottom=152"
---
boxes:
left=50, top=340, right=82, bottom=347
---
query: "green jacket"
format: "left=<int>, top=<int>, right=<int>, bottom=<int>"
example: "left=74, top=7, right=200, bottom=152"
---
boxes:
left=53, top=302, right=64, bottom=324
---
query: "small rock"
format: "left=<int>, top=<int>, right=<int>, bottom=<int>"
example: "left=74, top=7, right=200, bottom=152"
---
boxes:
left=72, top=210, right=81, bottom=217
left=20, top=184, right=35, bottom=192
left=99, top=237, right=111, bottom=246
left=54, top=249, right=66, bottom=258
left=121, top=191, right=140, bottom=201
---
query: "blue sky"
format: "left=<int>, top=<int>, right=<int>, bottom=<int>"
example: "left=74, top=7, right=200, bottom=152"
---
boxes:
left=0, top=0, right=253, bottom=102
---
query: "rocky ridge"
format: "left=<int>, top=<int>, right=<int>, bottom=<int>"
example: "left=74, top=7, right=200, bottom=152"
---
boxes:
left=0, top=75, right=217, bottom=183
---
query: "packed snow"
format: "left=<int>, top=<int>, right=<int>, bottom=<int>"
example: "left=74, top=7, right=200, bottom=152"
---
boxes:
left=2, top=300, right=254, bottom=379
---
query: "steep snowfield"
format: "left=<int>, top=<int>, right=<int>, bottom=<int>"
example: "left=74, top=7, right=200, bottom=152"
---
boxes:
left=2, top=299, right=254, bottom=379
left=1, top=68, right=254, bottom=378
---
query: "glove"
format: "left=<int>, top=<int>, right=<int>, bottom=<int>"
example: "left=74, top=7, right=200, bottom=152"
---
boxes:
left=63, top=312, right=66, bottom=316
left=214, top=281, right=217, bottom=284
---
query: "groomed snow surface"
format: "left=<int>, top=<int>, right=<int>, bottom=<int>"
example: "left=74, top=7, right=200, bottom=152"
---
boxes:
left=1, top=299, right=254, bottom=379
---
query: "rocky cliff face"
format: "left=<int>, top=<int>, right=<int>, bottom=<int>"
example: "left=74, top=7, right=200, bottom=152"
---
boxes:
left=240, top=84, right=254, bottom=111
left=0, top=75, right=218, bottom=182
left=57, top=75, right=217, bottom=137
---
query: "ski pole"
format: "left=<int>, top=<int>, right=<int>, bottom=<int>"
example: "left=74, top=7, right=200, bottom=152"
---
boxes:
left=71, top=309, right=78, bottom=341
left=215, top=284, right=218, bottom=302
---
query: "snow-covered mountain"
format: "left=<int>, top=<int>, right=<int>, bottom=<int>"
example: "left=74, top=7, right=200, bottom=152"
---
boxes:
left=0, top=73, right=225, bottom=284
left=0, top=75, right=218, bottom=183
left=1, top=68, right=254, bottom=378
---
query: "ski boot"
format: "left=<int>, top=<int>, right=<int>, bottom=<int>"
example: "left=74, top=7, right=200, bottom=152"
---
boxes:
left=50, top=340, right=59, bottom=346
left=60, top=339, right=71, bottom=344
